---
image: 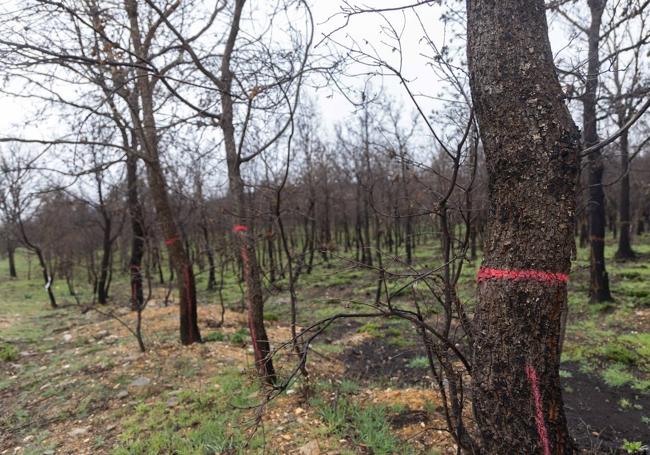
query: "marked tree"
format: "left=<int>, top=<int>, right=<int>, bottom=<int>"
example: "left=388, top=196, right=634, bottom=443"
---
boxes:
left=124, top=0, right=202, bottom=345
left=467, top=0, right=579, bottom=452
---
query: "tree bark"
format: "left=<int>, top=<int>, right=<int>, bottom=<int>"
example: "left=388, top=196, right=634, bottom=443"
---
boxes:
left=96, top=216, right=112, bottom=304
left=584, top=0, right=613, bottom=302
left=126, top=149, right=146, bottom=311
left=467, top=1, right=579, bottom=452
left=219, top=0, right=275, bottom=384
left=126, top=0, right=201, bottom=345
left=7, top=243, right=17, bottom=278
left=615, top=128, right=635, bottom=260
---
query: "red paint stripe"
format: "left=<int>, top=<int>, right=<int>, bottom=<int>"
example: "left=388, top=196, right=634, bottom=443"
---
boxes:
left=233, top=225, right=248, bottom=232
left=477, top=267, right=568, bottom=284
left=164, top=236, right=180, bottom=246
left=525, top=365, right=551, bottom=455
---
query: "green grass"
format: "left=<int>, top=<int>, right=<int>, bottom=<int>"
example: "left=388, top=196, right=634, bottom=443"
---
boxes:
left=407, top=356, right=429, bottom=369
left=113, top=370, right=263, bottom=455
left=203, top=331, right=225, bottom=342
left=0, top=342, right=19, bottom=361
left=309, top=380, right=410, bottom=454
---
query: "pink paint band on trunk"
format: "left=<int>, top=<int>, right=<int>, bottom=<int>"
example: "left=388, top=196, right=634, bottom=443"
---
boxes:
left=233, top=225, right=248, bottom=232
left=164, top=236, right=180, bottom=246
left=477, top=266, right=568, bottom=285
left=525, top=365, right=551, bottom=455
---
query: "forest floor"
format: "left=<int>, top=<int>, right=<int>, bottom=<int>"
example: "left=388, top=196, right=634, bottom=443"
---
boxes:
left=0, top=235, right=649, bottom=454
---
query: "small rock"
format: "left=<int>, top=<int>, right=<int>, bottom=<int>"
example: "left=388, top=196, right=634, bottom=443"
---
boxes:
left=129, top=377, right=151, bottom=387
left=63, top=334, right=73, bottom=342
left=166, top=397, right=179, bottom=407
left=69, top=427, right=89, bottom=437
left=299, top=440, right=320, bottom=455
left=116, top=390, right=129, bottom=399
left=105, top=336, right=119, bottom=345
left=93, top=330, right=110, bottom=340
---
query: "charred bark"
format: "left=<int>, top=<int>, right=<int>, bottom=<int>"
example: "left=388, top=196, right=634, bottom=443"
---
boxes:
left=615, top=129, right=635, bottom=260
left=467, top=0, right=579, bottom=452
left=126, top=0, right=201, bottom=344
left=584, top=0, right=613, bottom=302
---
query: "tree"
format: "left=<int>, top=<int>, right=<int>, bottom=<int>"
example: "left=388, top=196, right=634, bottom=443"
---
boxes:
left=123, top=0, right=202, bottom=345
left=0, top=152, right=58, bottom=309
left=553, top=0, right=650, bottom=299
left=584, top=0, right=614, bottom=301
left=601, top=13, right=650, bottom=260
left=467, top=0, right=580, bottom=452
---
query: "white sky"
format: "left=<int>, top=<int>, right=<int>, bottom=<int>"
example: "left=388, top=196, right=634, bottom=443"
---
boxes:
left=0, top=1, right=452, bottom=139
left=0, top=0, right=647, bottom=175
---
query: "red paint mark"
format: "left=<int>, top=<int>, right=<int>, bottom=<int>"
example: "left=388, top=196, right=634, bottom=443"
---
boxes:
left=525, top=365, right=551, bottom=455
left=477, top=267, right=568, bottom=285
left=233, top=225, right=248, bottom=232
left=164, top=236, right=180, bottom=246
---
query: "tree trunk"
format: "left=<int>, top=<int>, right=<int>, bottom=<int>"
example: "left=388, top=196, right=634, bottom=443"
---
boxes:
left=126, top=0, right=201, bottom=345
left=7, top=244, right=17, bottom=278
left=126, top=150, right=146, bottom=311
left=584, top=0, right=613, bottom=302
left=467, top=0, right=579, bottom=452
left=615, top=128, right=635, bottom=259
left=219, top=0, right=275, bottom=385
left=96, top=217, right=112, bottom=304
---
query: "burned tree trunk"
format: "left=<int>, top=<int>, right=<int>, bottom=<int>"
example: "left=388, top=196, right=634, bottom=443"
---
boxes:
left=584, top=0, right=613, bottom=301
left=615, top=128, right=635, bottom=260
left=96, top=216, right=112, bottom=304
left=219, top=0, right=275, bottom=385
left=7, top=242, right=17, bottom=278
left=126, top=148, right=146, bottom=311
left=126, top=0, right=201, bottom=345
left=467, top=0, right=579, bottom=453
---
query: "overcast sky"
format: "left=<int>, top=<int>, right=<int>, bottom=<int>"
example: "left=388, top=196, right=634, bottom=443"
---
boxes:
left=0, top=1, right=644, bottom=162
left=0, top=1, right=452, bottom=139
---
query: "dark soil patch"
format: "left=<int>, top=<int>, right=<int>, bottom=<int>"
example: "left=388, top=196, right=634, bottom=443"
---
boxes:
left=341, top=336, right=432, bottom=386
left=562, top=362, right=649, bottom=454
left=320, top=319, right=364, bottom=342
left=389, top=409, right=430, bottom=429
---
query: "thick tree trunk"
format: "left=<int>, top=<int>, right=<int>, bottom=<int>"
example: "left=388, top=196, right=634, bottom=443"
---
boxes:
left=615, top=128, right=635, bottom=260
left=467, top=1, right=579, bottom=453
left=584, top=0, right=613, bottom=302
